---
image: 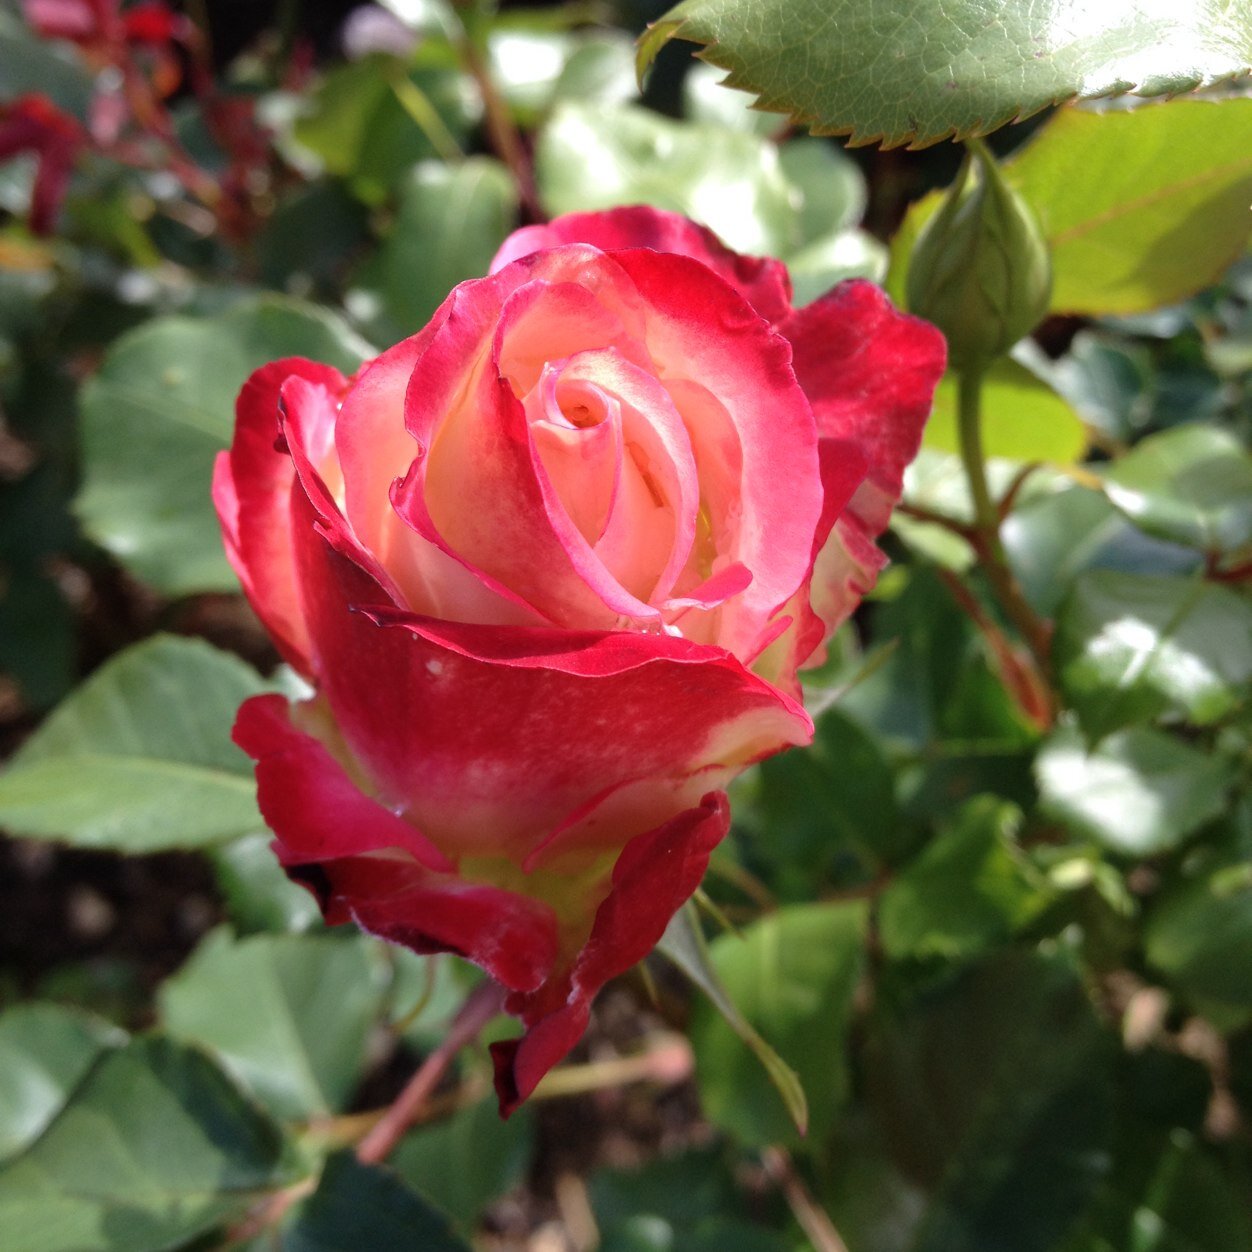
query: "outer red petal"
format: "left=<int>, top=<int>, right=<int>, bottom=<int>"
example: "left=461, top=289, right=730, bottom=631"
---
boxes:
left=492, top=791, right=729, bottom=1114
left=777, top=280, right=945, bottom=642
left=287, top=495, right=810, bottom=861
left=211, top=358, right=349, bottom=678
left=491, top=205, right=794, bottom=325
left=778, top=279, right=946, bottom=525
left=233, top=694, right=562, bottom=995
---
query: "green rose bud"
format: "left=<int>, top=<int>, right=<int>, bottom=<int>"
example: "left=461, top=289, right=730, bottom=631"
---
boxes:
left=906, top=139, right=1052, bottom=372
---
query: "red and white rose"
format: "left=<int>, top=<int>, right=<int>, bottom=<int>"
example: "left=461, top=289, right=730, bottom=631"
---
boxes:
left=213, top=205, right=945, bottom=1111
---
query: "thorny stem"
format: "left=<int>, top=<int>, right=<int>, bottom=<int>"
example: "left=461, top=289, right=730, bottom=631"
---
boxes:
left=956, top=363, right=1055, bottom=690
left=356, top=979, right=505, bottom=1164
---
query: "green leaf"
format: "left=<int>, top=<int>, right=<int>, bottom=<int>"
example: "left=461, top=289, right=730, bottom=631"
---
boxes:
left=638, top=0, right=1252, bottom=149
left=0, top=1036, right=297, bottom=1252
left=1006, top=98, right=1252, bottom=314
left=1063, top=1129, right=1252, bottom=1252
left=868, top=952, right=1113, bottom=1252
left=687, top=901, right=866, bottom=1146
left=390, top=1098, right=534, bottom=1228
left=787, top=230, right=888, bottom=306
left=74, top=295, right=372, bottom=595
left=925, top=358, right=1089, bottom=464
left=536, top=102, right=799, bottom=256
left=656, top=904, right=807, bottom=1137
left=1146, top=862, right=1252, bottom=1006
left=1098, top=424, right=1252, bottom=555
left=878, top=799, right=1052, bottom=962
left=747, top=705, right=906, bottom=891
left=350, top=158, right=517, bottom=342
left=160, top=928, right=387, bottom=1120
left=777, top=137, right=867, bottom=243
left=0, top=1005, right=125, bottom=1161
left=683, top=62, right=778, bottom=136
left=0, top=635, right=266, bottom=851
left=210, top=832, right=324, bottom=935
left=285, top=1150, right=471, bottom=1252
left=1002, top=483, right=1202, bottom=618
left=1036, top=724, right=1235, bottom=856
left=290, top=52, right=479, bottom=204
left=488, top=29, right=637, bottom=121
left=1057, top=570, right=1252, bottom=736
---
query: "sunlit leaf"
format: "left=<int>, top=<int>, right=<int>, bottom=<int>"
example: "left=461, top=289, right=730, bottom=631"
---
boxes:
left=1007, top=98, right=1252, bottom=314
left=656, top=904, right=807, bottom=1137
left=1057, top=570, right=1252, bottom=736
left=638, top=0, right=1252, bottom=148
left=687, top=901, right=867, bottom=1145
left=1036, top=724, right=1235, bottom=855
left=925, top=358, right=1089, bottom=464
left=536, top=102, right=798, bottom=256
left=878, top=799, right=1052, bottom=961
left=1099, top=424, right=1252, bottom=555
left=0, top=636, right=266, bottom=851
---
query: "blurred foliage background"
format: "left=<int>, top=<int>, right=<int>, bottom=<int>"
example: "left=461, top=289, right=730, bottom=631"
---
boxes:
left=0, top=0, right=1250, bottom=1248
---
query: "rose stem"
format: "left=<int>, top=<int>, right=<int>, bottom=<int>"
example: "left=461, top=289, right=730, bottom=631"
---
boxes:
left=955, top=362, right=1055, bottom=689
left=760, top=1146, right=850, bottom=1252
left=356, top=978, right=506, bottom=1165
left=451, top=2, right=541, bottom=220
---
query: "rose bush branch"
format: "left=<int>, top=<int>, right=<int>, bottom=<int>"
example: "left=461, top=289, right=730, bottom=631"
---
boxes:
left=357, top=979, right=506, bottom=1165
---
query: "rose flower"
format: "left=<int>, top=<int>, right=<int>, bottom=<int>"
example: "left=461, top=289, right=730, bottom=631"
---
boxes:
left=214, top=206, right=945, bottom=1112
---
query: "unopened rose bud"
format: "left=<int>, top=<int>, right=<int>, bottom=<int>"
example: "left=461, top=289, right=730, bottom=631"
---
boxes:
left=906, top=139, right=1052, bottom=371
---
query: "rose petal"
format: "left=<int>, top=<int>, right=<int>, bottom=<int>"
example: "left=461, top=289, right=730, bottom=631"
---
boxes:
left=492, top=791, right=729, bottom=1113
left=212, top=357, right=349, bottom=678
left=491, top=205, right=794, bottom=325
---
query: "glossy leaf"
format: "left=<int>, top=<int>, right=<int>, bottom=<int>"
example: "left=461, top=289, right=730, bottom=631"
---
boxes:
left=536, top=102, right=798, bottom=255
left=0, top=1005, right=124, bottom=1162
left=160, top=928, right=387, bottom=1120
left=1099, top=424, right=1252, bottom=555
left=350, top=158, right=517, bottom=341
left=688, top=901, right=866, bottom=1146
left=878, top=799, right=1052, bottom=962
left=656, top=904, right=807, bottom=1136
left=75, top=296, right=372, bottom=595
left=1007, top=99, right=1252, bottom=314
left=285, top=1151, right=470, bottom=1252
left=0, top=635, right=266, bottom=851
left=1003, top=483, right=1201, bottom=617
left=638, top=0, right=1252, bottom=149
left=1057, top=570, right=1252, bottom=736
left=869, top=952, right=1113, bottom=1252
left=1036, top=724, right=1235, bottom=856
left=925, top=358, right=1089, bottom=464
left=391, top=1098, right=534, bottom=1227
left=0, top=1037, right=297, bottom=1252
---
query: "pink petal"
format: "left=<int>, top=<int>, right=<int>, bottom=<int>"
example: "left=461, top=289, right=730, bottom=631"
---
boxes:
left=212, top=358, right=349, bottom=678
left=491, top=205, right=794, bottom=324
